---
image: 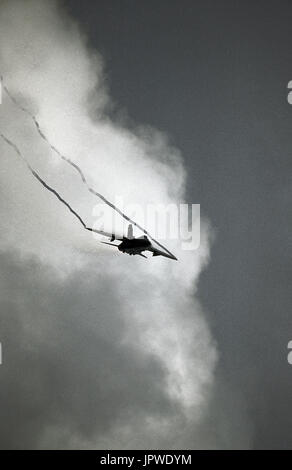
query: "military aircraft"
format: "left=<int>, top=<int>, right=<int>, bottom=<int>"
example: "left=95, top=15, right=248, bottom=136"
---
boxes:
left=101, top=224, right=177, bottom=260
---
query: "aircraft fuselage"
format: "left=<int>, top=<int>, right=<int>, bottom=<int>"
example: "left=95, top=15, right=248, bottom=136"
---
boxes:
left=118, top=237, right=151, bottom=255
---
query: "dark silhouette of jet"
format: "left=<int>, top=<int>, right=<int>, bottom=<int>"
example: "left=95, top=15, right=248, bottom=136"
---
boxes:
left=101, top=225, right=177, bottom=260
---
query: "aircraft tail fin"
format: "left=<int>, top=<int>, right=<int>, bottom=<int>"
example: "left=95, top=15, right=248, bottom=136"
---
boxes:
left=127, top=224, right=134, bottom=239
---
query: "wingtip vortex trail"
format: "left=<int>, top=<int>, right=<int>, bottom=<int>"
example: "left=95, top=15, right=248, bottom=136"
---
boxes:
left=1, top=77, right=177, bottom=261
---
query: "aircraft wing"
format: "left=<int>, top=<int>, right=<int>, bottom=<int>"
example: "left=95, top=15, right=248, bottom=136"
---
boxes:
left=91, top=228, right=124, bottom=241
left=101, top=241, right=119, bottom=248
left=148, top=245, right=177, bottom=260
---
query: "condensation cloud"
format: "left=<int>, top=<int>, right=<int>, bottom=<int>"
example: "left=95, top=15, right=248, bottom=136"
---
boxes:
left=0, top=0, right=218, bottom=449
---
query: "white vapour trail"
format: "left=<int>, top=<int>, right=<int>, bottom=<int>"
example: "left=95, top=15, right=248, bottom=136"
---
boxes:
left=0, top=132, right=108, bottom=236
left=0, top=0, right=217, bottom=448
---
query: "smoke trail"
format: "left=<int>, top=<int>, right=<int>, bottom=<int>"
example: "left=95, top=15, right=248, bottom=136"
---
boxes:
left=0, top=132, right=112, bottom=240
left=1, top=77, right=176, bottom=260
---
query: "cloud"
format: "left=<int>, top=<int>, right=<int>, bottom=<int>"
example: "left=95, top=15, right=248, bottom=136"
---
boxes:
left=0, top=0, right=217, bottom=448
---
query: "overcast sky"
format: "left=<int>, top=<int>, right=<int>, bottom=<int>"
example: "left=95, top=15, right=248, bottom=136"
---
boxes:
left=0, top=0, right=291, bottom=449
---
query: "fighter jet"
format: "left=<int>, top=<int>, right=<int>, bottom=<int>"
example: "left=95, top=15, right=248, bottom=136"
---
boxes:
left=101, top=225, right=177, bottom=260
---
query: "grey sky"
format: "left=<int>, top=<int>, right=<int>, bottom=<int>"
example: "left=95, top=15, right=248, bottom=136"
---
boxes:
left=64, top=0, right=292, bottom=448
